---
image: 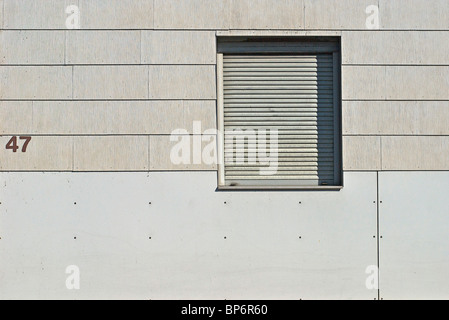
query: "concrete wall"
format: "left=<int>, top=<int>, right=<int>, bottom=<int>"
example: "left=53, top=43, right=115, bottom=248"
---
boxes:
left=1, top=0, right=449, bottom=299
left=1, top=0, right=448, bottom=171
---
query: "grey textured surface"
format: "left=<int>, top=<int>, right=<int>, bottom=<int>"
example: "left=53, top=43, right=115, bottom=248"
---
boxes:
left=0, top=171, right=377, bottom=299
left=379, top=172, right=449, bottom=300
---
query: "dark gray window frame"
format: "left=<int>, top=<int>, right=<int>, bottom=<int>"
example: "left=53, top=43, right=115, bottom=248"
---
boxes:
left=216, top=37, right=343, bottom=191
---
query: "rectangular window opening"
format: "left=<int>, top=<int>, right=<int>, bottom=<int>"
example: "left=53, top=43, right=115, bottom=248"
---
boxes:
left=217, top=37, right=342, bottom=190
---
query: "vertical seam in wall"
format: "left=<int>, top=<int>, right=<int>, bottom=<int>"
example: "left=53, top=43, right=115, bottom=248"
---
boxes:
left=147, top=65, right=150, bottom=99
left=77, top=0, right=81, bottom=28
left=303, top=0, right=306, bottom=30
left=182, top=100, right=186, bottom=134
left=378, top=0, right=381, bottom=29
left=2, top=0, right=5, bottom=29
left=380, top=136, right=383, bottom=171
left=64, top=30, right=67, bottom=65
left=152, top=0, right=155, bottom=30
left=71, top=65, right=74, bottom=99
left=214, top=31, right=217, bottom=64
left=139, top=30, right=142, bottom=64
left=376, top=171, right=381, bottom=301
left=31, top=101, right=34, bottom=134
left=72, top=136, right=75, bottom=172
left=150, top=135, right=152, bottom=171
left=228, top=0, right=231, bottom=31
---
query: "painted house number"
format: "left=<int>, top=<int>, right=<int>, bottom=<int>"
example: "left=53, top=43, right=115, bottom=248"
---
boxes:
left=5, top=136, right=32, bottom=153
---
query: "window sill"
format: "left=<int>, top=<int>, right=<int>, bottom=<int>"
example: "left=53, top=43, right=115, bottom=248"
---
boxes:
left=216, top=185, right=343, bottom=192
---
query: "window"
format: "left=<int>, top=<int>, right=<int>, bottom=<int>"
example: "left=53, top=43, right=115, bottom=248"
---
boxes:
left=217, top=37, right=342, bottom=190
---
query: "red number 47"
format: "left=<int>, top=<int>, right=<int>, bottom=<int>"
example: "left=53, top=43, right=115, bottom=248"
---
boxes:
left=6, top=136, right=32, bottom=153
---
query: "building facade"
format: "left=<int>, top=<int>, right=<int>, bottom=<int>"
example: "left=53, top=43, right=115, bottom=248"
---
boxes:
left=0, top=0, right=449, bottom=299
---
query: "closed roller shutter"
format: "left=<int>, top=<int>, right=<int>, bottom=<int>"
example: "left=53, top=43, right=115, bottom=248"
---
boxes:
left=218, top=39, right=341, bottom=188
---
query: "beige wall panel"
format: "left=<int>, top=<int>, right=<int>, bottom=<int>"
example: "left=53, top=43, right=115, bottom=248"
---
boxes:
left=0, top=101, right=33, bottom=134
left=149, top=66, right=216, bottom=100
left=0, top=31, right=64, bottom=64
left=0, top=0, right=3, bottom=29
left=382, top=137, right=449, bottom=170
left=343, top=136, right=381, bottom=171
left=79, top=0, right=153, bottom=29
left=141, top=31, right=216, bottom=64
left=217, top=30, right=342, bottom=37
left=343, top=101, right=449, bottom=135
left=380, top=0, right=449, bottom=30
left=154, top=0, right=231, bottom=29
left=0, top=66, right=72, bottom=99
left=32, top=101, right=109, bottom=135
left=304, top=0, right=378, bottom=30
left=182, top=101, right=217, bottom=132
left=230, top=0, right=304, bottom=29
left=3, top=0, right=77, bottom=29
left=73, top=66, right=148, bottom=100
left=32, top=101, right=216, bottom=135
left=108, top=101, right=217, bottom=135
left=342, top=66, right=449, bottom=100
left=74, top=136, right=149, bottom=171
left=342, top=31, right=449, bottom=65
left=342, top=66, right=386, bottom=100
left=0, top=136, right=73, bottom=171
left=66, top=31, right=140, bottom=64
left=150, top=135, right=218, bottom=171
left=386, top=66, right=449, bottom=100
